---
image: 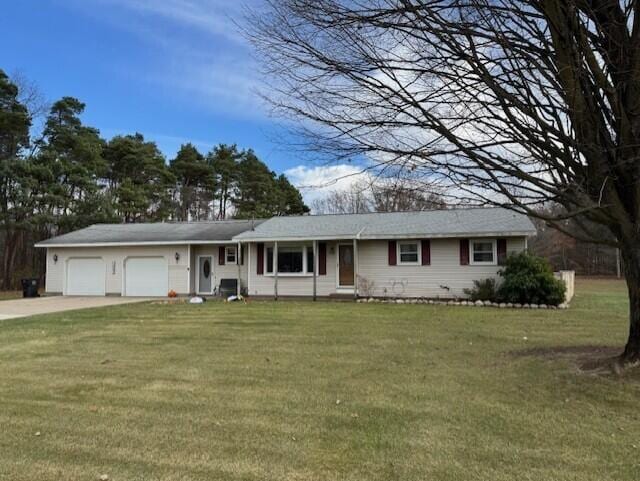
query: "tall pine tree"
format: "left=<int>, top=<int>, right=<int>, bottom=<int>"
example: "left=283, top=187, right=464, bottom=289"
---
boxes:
left=170, top=143, right=214, bottom=221
left=207, top=144, right=240, bottom=220
left=34, top=97, right=111, bottom=232
left=104, top=133, right=174, bottom=222
left=0, top=69, right=32, bottom=289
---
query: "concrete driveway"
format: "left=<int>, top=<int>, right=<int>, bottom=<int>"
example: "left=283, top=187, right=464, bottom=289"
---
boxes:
left=0, top=296, right=150, bottom=320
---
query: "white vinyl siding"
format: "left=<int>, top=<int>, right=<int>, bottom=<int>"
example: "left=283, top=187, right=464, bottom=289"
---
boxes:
left=246, top=237, right=527, bottom=298
left=45, top=236, right=528, bottom=299
left=357, top=238, right=525, bottom=298
left=191, top=244, right=248, bottom=295
left=248, top=242, right=337, bottom=296
left=45, top=245, right=189, bottom=295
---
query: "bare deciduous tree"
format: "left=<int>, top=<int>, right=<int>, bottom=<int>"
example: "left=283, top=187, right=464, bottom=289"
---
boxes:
left=370, top=178, right=447, bottom=212
left=311, top=182, right=373, bottom=214
left=529, top=205, right=619, bottom=275
left=247, top=0, right=640, bottom=364
left=311, top=175, right=446, bottom=213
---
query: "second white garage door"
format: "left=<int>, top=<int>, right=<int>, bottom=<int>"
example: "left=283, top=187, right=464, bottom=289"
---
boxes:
left=124, top=257, right=168, bottom=297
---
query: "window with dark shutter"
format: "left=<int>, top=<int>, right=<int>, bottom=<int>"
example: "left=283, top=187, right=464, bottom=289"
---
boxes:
left=318, top=242, right=327, bottom=275
left=388, top=240, right=397, bottom=265
left=460, top=239, right=469, bottom=265
left=497, top=238, right=507, bottom=265
left=218, top=246, right=226, bottom=265
left=256, top=243, right=264, bottom=275
left=421, top=239, right=431, bottom=265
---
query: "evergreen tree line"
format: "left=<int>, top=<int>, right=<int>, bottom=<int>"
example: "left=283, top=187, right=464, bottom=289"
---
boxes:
left=0, top=70, right=309, bottom=289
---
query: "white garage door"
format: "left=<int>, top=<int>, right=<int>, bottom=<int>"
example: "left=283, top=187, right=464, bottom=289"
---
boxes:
left=124, top=257, right=168, bottom=297
left=66, top=258, right=106, bottom=296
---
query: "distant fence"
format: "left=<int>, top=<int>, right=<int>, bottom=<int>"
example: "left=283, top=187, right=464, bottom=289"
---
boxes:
left=554, top=270, right=575, bottom=304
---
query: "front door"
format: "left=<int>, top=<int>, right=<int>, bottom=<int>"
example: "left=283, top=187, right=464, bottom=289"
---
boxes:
left=338, top=244, right=355, bottom=287
left=198, top=256, right=213, bottom=294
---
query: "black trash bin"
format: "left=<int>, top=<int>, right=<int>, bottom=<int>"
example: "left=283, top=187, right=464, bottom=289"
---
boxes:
left=21, top=278, right=40, bottom=298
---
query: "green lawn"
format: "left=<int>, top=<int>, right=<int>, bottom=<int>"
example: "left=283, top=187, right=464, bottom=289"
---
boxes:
left=0, top=278, right=638, bottom=481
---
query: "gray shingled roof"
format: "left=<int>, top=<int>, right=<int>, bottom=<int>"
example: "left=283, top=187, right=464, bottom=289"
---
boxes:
left=36, top=220, right=265, bottom=246
left=234, top=208, right=535, bottom=241
left=35, top=208, right=535, bottom=247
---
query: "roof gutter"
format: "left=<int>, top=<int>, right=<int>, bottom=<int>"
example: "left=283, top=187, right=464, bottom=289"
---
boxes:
left=232, top=230, right=536, bottom=243
left=34, top=240, right=237, bottom=248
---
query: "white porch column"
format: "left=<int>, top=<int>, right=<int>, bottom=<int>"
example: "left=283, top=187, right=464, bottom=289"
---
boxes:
left=353, top=238, right=358, bottom=300
left=312, top=240, right=318, bottom=301
left=187, top=244, right=192, bottom=295
left=274, top=241, right=279, bottom=301
left=237, top=241, right=241, bottom=297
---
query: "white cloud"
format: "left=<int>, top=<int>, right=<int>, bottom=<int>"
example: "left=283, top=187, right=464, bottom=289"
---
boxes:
left=284, top=164, right=370, bottom=204
left=61, top=0, right=264, bottom=118
left=73, top=0, right=246, bottom=44
left=156, top=54, right=265, bottom=118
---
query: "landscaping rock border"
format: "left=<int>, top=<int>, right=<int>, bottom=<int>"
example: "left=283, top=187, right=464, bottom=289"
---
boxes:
left=356, top=297, right=569, bottom=309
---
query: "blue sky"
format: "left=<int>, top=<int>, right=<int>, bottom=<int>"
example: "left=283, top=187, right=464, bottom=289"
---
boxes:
left=1, top=0, right=365, bottom=200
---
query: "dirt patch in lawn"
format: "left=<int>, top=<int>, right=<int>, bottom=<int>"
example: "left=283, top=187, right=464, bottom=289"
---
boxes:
left=509, top=345, right=637, bottom=377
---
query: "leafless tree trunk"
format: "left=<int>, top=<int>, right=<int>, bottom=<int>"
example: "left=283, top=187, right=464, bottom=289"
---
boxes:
left=247, top=0, right=640, bottom=364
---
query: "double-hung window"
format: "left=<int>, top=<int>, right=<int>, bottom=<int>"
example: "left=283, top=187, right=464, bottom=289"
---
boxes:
left=398, top=241, right=420, bottom=264
left=225, top=246, right=237, bottom=264
left=470, top=239, right=496, bottom=265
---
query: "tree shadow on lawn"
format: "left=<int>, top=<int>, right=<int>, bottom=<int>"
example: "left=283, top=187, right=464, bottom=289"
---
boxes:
left=510, top=345, right=640, bottom=379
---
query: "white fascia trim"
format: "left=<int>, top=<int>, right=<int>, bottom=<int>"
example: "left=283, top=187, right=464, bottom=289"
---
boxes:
left=34, top=240, right=235, bottom=248
left=234, top=235, right=356, bottom=243
left=233, top=231, right=535, bottom=243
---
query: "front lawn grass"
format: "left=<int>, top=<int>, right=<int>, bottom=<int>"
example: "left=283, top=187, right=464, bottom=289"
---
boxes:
left=0, top=278, right=638, bottom=480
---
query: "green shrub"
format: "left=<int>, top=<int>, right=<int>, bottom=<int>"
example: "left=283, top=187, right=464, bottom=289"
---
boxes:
left=463, top=278, right=498, bottom=301
left=496, top=252, right=566, bottom=305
